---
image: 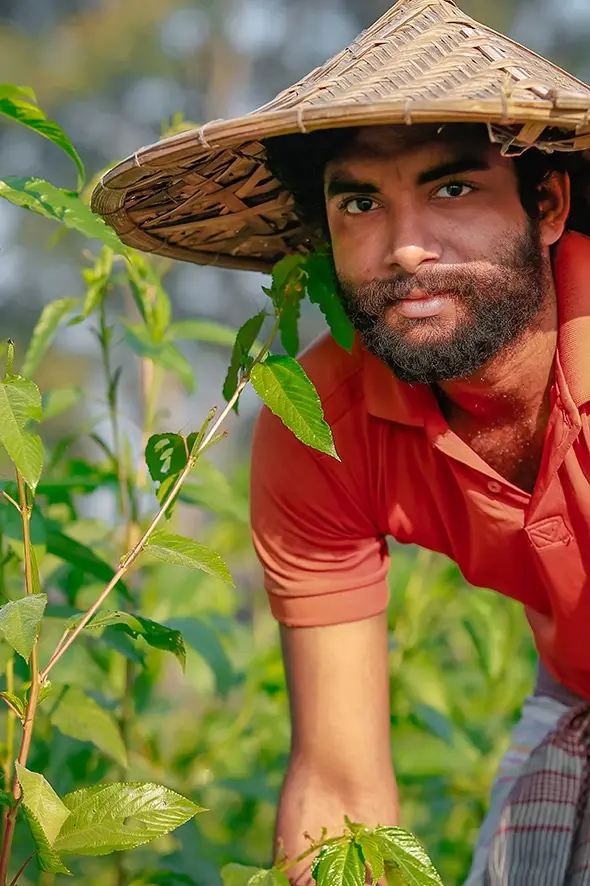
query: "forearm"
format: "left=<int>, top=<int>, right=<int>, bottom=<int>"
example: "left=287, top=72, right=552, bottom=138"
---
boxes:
left=275, top=754, right=400, bottom=886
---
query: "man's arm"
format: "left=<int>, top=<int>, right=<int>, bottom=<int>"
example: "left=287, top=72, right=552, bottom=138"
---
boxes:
left=276, top=611, right=399, bottom=885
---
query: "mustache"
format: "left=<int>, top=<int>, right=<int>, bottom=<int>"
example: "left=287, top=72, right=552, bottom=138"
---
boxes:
left=340, top=260, right=543, bottom=316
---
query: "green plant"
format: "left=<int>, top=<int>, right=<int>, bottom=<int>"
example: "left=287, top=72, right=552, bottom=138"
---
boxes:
left=0, top=84, right=449, bottom=885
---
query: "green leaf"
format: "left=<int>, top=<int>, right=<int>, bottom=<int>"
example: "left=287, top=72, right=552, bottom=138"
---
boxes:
left=0, top=374, right=43, bottom=490
left=0, top=95, right=84, bottom=189
left=41, top=386, right=84, bottom=422
left=250, top=355, right=338, bottom=459
left=223, top=311, right=267, bottom=406
left=23, top=808, right=72, bottom=874
left=51, top=686, right=127, bottom=767
left=373, top=828, right=444, bottom=886
left=167, top=319, right=240, bottom=348
left=222, top=865, right=289, bottom=886
left=21, top=297, right=79, bottom=379
left=15, top=763, right=72, bottom=874
left=0, top=177, right=124, bottom=251
left=78, top=247, right=114, bottom=320
left=302, top=252, right=354, bottom=353
left=16, top=763, right=71, bottom=844
left=271, top=254, right=306, bottom=300
left=0, top=84, right=37, bottom=103
left=145, top=433, right=188, bottom=483
left=0, top=690, right=25, bottom=719
left=126, top=254, right=171, bottom=342
left=69, top=609, right=186, bottom=670
left=166, top=617, right=235, bottom=697
left=146, top=531, right=234, bottom=586
left=311, top=840, right=365, bottom=886
left=358, top=831, right=385, bottom=884
left=0, top=594, right=47, bottom=661
left=45, top=529, right=130, bottom=599
left=54, top=782, right=204, bottom=855
left=279, top=288, right=303, bottom=356
left=122, top=323, right=195, bottom=392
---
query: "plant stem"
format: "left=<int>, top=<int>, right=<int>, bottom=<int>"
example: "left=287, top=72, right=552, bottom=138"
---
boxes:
left=40, top=376, right=249, bottom=682
left=7, top=852, right=33, bottom=886
left=0, top=492, right=18, bottom=512
left=0, top=474, right=41, bottom=886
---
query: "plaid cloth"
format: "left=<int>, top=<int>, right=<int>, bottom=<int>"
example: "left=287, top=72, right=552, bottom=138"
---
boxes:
left=485, top=702, right=590, bottom=885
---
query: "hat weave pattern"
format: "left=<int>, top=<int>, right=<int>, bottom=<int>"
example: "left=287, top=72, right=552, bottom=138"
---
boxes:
left=91, top=0, right=590, bottom=272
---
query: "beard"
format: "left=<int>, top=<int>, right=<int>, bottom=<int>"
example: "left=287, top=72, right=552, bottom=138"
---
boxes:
left=337, top=220, right=549, bottom=384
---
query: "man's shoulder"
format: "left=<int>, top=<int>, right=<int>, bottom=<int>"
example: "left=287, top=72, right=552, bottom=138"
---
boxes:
left=297, top=332, right=365, bottom=423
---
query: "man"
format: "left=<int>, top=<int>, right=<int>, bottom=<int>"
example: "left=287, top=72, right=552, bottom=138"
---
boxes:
left=92, top=0, right=590, bottom=881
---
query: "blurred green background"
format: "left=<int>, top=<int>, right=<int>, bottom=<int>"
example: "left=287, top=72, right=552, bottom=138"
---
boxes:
left=1, top=0, right=587, bottom=883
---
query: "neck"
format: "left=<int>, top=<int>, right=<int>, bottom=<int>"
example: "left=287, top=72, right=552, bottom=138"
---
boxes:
left=435, top=288, right=558, bottom=425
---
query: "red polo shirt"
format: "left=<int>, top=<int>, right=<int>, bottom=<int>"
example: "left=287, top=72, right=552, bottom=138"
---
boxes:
left=250, top=231, right=590, bottom=701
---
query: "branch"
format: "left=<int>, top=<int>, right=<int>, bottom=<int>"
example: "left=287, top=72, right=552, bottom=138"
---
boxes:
left=40, top=376, right=248, bottom=682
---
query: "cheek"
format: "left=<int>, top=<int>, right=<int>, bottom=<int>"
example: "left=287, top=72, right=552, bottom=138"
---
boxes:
left=328, top=219, right=385, bottom=282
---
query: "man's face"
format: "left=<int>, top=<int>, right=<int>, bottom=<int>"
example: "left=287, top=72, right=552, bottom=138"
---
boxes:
left=323, top=125, right=551, bottom=384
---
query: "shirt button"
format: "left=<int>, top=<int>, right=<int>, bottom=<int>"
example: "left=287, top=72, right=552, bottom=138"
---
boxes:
left=488, top=481, right=502, bottom=494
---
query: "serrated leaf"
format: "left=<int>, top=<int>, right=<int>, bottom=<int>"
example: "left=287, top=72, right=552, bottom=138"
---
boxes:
left=0, top=594, right=47, bottom=661
left=54, top=782, right=204, bottom=855
left=221, top=865, right=289, bottom=886
left=0, top=96, right=84, bottom=189
left=68, top=609, right=186, bottom=670
left=16, top=764, right=70, bottom=844
left=15, top=763, right=72, bottom=874
left=0, top=690, right=26, bottom=719
left=21, top=297, right=80, bottom=378
left=270, top=253, right=305, bottom=302
left=223, top=311, right=267, bottom=406
left=250, top=355, right=338, bottom=459
left=303, top=252, right=354, bottom=353
left=146, top=531, right=234, bottom=586
left=374, top=828, right=444, bottom=886
left=311, top=840, right=365, bottom=886
left=23, top=808, right=72, bottom=874
left=167, top=319, right=239, bottom=348
left=0, top=177, right=124, bottom=250
left=45, top=529, right=130, bottom=600
left=122, top=323, right=194, bottom=392
left=41, top=386, right=84, bottom=422
left=358, top=831, right=385, bottom=883
left=51, top=686, right=127, bottom=767
left=0, top=374, right=43, bottom=490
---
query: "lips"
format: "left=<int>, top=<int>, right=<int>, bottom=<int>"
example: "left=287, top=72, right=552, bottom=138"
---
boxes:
left=395, top=288, right=452, bottom=319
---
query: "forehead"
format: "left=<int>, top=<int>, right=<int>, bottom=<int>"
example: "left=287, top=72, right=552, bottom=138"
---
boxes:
left=330, top=123, right=497, bottom=165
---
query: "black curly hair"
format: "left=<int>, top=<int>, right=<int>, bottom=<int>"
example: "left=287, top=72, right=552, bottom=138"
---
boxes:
left=263, top=123, right=590, bottom=238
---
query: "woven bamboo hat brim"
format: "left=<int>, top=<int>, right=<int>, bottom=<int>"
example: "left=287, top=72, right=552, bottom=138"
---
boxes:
left=91, top=0, right=590, bottom=273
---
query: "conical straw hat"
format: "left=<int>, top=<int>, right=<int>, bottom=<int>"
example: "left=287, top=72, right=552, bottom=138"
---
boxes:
left=91, top=0, right=590, bottom=273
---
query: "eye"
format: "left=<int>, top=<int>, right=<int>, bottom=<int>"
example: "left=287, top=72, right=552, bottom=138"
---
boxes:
left=435, top=181, right=474, bottom=199
left=341, top=196, right=379, bottom=215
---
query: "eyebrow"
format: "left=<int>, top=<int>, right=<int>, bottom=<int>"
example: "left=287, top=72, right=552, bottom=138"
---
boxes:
left=325, top=154, right=491, bottom=199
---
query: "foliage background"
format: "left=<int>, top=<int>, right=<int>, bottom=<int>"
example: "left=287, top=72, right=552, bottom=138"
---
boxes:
left=0, top=0, right=588, bottom=884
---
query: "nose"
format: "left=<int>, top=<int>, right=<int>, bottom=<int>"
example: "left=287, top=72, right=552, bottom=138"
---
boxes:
left=384, top=212, right=440, bottom=275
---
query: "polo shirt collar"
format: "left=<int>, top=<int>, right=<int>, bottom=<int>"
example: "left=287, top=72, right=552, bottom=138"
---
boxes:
left=362, top=230, right=590, bottom=424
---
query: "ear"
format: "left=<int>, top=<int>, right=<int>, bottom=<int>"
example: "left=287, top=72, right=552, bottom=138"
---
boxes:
left=538, top=170, right=571, bottom=247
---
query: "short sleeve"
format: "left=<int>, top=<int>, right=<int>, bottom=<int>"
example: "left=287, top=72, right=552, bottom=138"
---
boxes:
left=250, top=403, right=390, bottom=628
